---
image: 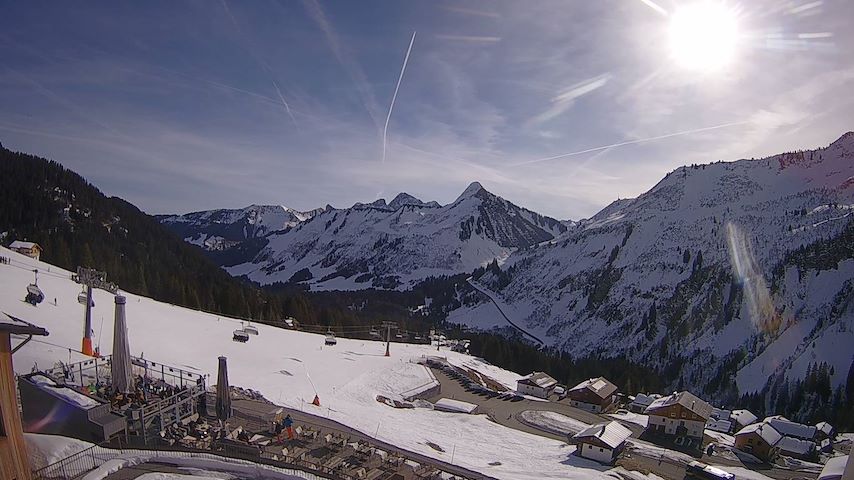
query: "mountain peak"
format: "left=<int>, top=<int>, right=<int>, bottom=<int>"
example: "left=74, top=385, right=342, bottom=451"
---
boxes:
left=458, top=181, right=485, bottom=199
left=389, top=192, right=424, bottom=209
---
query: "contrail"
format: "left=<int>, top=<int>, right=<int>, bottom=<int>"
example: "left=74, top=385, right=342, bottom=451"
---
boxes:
left=510, top=121, right=749, bottom=167
left=271, top=79, right=300, bottom=131
left=382, top=31, right=417, bottom=164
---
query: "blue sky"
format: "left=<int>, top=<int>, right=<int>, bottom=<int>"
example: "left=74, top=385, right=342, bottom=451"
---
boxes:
left=1, top=0, right=852, bottom=219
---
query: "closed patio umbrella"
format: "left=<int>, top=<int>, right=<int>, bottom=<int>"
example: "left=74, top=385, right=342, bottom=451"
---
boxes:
left=111, top=295, right=134, bottom=393
left=216, top=356, right=232, bottom=420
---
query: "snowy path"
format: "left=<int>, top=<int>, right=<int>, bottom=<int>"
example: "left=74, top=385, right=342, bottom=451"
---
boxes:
left=466, top=278, right=544, bottom=345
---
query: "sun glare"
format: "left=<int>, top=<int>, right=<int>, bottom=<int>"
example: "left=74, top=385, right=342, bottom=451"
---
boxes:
left=668, top=1, right=739, bottom=72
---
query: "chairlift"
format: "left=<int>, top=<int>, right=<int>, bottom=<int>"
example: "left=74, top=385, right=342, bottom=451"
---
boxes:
left=369, top=328, right=381, bottom=338
left=25, top=270, right=44, bottom=305
left=243, top=321, right=259, bottom=336
left=324, top=328, right=337, bottom=346
left=232, top=329, right=250, bottom=343
left=77, top=288, right=95, bottom=307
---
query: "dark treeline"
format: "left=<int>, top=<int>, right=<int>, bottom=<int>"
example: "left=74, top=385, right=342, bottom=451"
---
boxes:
left=740, top=360, right=854, bottom=431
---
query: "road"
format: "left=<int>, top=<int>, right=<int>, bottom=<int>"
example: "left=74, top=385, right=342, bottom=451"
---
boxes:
left=427, top=367, right=817, bottom=480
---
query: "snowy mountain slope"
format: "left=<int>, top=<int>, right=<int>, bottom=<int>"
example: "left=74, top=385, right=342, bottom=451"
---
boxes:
left=178, top=183, right=567, bottom=290
left=159, top=204, right=326, bottom=251
left=0, top=247, right=640, bottom=480
left=453, top=132, right=854, bottom=402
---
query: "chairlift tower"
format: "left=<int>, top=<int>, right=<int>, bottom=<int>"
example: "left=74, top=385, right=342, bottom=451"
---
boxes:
left=382, top=321, right=397, bottom=357
left=73, top=267, right=118, bottom=356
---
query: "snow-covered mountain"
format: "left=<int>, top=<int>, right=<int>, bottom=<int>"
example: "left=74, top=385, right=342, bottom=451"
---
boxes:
left=214, top=183, right=567, bottom=289
left=450, top=132, right=854, bottom=402
left=159, top=204, right=326, bottom=251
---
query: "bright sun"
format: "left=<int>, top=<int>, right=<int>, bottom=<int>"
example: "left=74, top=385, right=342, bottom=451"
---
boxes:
left=668, top=1, right=739, bottom=72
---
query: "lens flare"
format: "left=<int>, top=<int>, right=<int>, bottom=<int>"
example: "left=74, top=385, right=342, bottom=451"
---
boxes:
left=725, top=222, right=780, bottom=334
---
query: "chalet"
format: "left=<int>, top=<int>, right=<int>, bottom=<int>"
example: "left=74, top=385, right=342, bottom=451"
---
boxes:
left=516, top=372, right=558, bottom=399
left=1, top=314, right=49, bottom=480
left=765, top=416, right=816, bottom=441
left=730, top=409, right=758, bottom=431
left=628, top=393, right=656, bottom=413
left=814, top=421, right=835, bottom=441
left=644, top=391, right=712, bottom=447
left=734, top=422, right=782, bottom=461
left=817, top=455, right=851, bottom=480
left=571, top=421, right=633, bottom=464
left=776, top=436, right=817, bottom=461
left=566, top=377, right=618, bottom=413
left=8, top=241, right=42, bottom=261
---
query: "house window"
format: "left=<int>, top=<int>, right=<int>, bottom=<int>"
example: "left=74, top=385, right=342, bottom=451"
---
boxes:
left=599, top=448, right=604, bottom=452
left=670, top=412, right=676, bottom=417
left=681, top=412, right=687, bottom=418
left=680, top=421, right=685, bottom=426
left=747, top=439, right=753, bottom=445
left=588, top=445, right=593, bottom=449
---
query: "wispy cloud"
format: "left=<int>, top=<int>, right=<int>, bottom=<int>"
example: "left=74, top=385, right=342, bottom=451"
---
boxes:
left=435, top=34, right=501, bottom=43
left=511, top=121, right=749, bottom=167
left=440, top=5, right=500, bottom=19
left=527, top=74, right=611, bottom=126
left=301, top=0, right=383, bottom=129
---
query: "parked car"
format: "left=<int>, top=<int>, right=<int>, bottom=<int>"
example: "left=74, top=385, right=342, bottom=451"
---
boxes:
left=686, top=461, right=735, bottom=480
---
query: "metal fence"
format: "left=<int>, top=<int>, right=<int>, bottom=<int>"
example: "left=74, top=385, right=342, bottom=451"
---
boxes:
left=32, top=443, right=338, bottom=480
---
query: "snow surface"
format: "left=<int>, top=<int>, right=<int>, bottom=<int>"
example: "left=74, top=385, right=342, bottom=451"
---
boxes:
left=608, top=412, right=649, bottom=429
left=25, top=433, right=95, bottom=471
left=518, top=410, right=591, bottom=436
left=1, top=247, right=646, bottom=480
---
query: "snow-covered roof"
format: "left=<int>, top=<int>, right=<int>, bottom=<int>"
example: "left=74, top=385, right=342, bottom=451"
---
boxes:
left=706, top=419, right=732, bottom=433
left=711, top=408, right=731, bottom=421
left=629, top=393, right=655, bottom=407
left=518, top=372, right=558, bottom=389
left=818, top=455, right=848, bottom=480
left=0, top=312, right=49, bottom=336
left=568, top=377, right=617, bottom=399
left=10, top=240, right=39, bottom=249
left=731, top=409, right=758, bottom=425
left=645, top=391, right=712, bottom=419
left=815, top=421, right=833, bottom=435
left=765, top=416, right=817, bottom=440
left=433, top=398, right=478, bottom=414
left=735, top=422, right=782, bottom=446
left=776, top=436, right=816, bottom=456
left=26, top=374, right=102, bottom=409
left=573, top=421, right=632, bottom=449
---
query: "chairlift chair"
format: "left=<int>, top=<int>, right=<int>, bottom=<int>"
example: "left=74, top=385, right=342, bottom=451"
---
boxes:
left=242, top=323, right=259, bottom=336
left=25, top=269, right=44, bottom=305
left=325, top=329, right=337, bottom=346
left=26, top=283, right=44, bottom=305
left=232, top=329, right=250, bottom=343
left=369, top=328, right=381, bottom=338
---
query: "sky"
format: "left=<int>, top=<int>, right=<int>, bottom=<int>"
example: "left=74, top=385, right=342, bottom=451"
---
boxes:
left=1, top=0, right=852, bottom=220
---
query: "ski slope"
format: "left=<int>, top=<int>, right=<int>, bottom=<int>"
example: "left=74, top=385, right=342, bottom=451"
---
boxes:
left=1, top=247, right=646, bottom=480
